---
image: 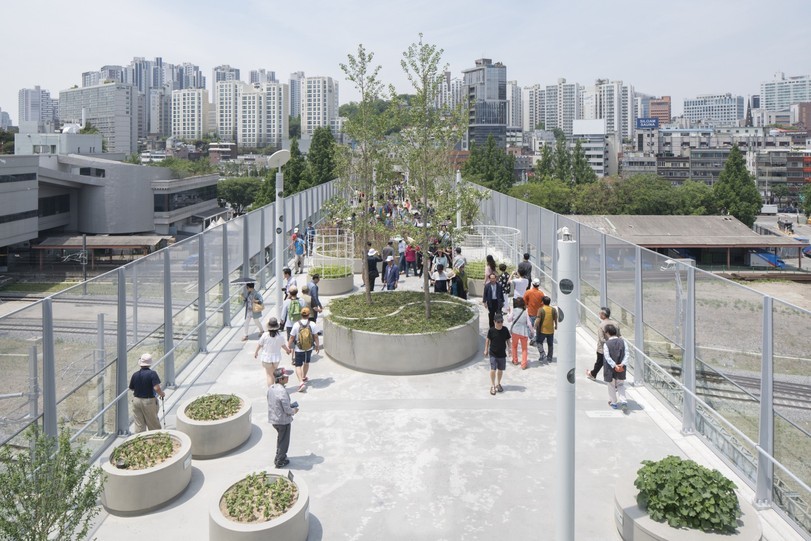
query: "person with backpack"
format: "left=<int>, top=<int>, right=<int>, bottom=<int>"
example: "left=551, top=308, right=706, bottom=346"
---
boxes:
left=288, top=307, right=320, bottom=392
left=535, top=295, right=558, bottom=362
left=508, top=298, right=533, bottom=369
left=281, top=287, right=305, bottom=340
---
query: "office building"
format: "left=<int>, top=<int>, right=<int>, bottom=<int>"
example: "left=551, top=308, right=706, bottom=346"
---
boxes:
left=239, top=82, right=289, bottom=149
left=688, top=148, right=730, bottom=186
left=300, top=76, right=339, bottom=139
left=59, top=83, right=138, bottom=154
left=522, top=84, right=545, bottom=133
left=506, top=80, right=523, bottom=131
left=790, top=102, right=811, bottom=128
left=572, top=119, right=618, bottom=177
left=82, top=65, right=125, bottom=88
left=544, top=78, right=581, bottom=137
left=683, top=93, right=745, bottom=126
left=435, top=71, right=464, bottom=112
left=462, top=58, right=507, bottom=149
left=171, top=88, right=210, bottom=141
left=18, top=86, right=58, bottom=134
left=760, top=73, right=811, bottom=111
left=289, top=71, right=305, bottom=118
left=581, top=79, right=636, bottom=139
left=649, top=96, right=671, bottom=125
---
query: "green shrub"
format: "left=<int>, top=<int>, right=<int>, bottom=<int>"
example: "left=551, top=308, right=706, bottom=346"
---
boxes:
left=329, top=291, right=473, bottom=333
left=635, top=455, right=741, bottom=533
left=111, top=432, right=177, bottom=470
left=185, top=394, right=242, bottom=421
left=465, top=260, right=514, bottom=280
left=310, top=264, right=352, bottom=279
left=222, top=472, right=298, bottom=523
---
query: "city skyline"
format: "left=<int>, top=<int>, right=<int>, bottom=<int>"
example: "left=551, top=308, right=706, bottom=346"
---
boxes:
left=3, top=0, right=810, bottom=126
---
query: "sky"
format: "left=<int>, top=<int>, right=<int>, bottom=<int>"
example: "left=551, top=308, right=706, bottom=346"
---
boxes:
left=2, top=0, right=810, bottom=125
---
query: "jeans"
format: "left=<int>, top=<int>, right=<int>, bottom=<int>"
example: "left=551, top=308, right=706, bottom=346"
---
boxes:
left=538, top=333, right=554, bottom=360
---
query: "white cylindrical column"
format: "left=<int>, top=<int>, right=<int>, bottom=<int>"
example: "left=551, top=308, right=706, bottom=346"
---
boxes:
left=455, top=169, right=462, bottom=230
left=555, top=227, right=578, bottom=541
left=275, top=170, right=284, bottom=319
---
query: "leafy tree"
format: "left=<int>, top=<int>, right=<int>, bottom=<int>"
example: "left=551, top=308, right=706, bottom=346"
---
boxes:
left=217, top=177, right=261, bottom=215
left=284, top=137, right=308, bottom=194
left=79, top=122, right=99, bottom=135
left=123, top=153, right=141, bottom=164
left=571, top=139, right=597, bottom=184
left=571, top=179, right=615, bottom=214
left=713, top=144, right=762, bottom=227
left=0, top=428, right=104, bottom=541
left=552, top=127, right=566, bottom=142
left=612, top=174, right=676, bottom=214
left=289, top=115, right=301, bottom=139
left=771, top=184, right=789, bottom=206
left=675, top=180, right=717, bottom=215
left=802, top=183, right=811, bottom=218
left=509, top=177, right=573, bottom=214
left=0, top=129, right=16, bottom=154
left=305, top=127, right=336, bottom=187
left=463, top=134, right=515, bottom=193
left=152, top=156, right=217, bottom=178
left=553, top=137, right=571, bottom=182
left=534, top=144, right=554, bottom=181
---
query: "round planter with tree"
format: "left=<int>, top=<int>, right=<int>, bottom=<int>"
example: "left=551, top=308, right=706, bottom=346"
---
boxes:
left=176, top=392, right=253, bottom=459
left=209, top=468, right=310, bottom=541
left=101, top=429, right=193, bottom=515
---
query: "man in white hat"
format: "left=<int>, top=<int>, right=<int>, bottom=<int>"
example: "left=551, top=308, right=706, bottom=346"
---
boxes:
left=128, top=353, right=165, bottom=432
left=383, top=255, right=399, bottom=291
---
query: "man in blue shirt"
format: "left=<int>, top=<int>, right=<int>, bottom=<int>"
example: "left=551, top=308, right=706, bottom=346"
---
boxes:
left=293, top=235, right=306, bottom=274
left=128, top=353, right=165, bottom=432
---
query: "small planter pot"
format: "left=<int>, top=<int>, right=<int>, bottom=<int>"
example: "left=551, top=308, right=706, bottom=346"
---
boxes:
left=209, top=468, right=310, bottom=541
left=614, top=475, right=763, bottom=541
left=176, top=392, right=253, bottom=459
left=308, top=274, right=354, bottom=296
left=101, top=429, right=193, bottom=515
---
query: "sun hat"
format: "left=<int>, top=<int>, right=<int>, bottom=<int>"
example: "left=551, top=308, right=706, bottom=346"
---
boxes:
left=139, top=353, right=153, bottom=367
left=532, top=278, right=541, bottom=286
left=386, top=255, right=394, bottom=261
left=267, top=317, right=280, bottom=330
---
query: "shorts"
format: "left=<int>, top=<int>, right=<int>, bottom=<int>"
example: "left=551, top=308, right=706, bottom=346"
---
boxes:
left=489, top=356, right=506, bottom=371
left=261, top=353, right=281, bottom=365
left=293, top=350, right=313, bottom=366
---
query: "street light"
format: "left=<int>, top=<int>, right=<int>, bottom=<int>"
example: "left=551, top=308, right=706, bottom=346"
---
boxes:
left=269, top=149, right=291, bottom=318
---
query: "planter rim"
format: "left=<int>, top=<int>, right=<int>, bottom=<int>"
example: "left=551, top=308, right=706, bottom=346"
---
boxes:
left=177, top=391, right=251, bottom=427
left=210, top=468, right=309, bottom=532
left=103, top=429, right=191, bottom=476
left=328, top=301, right=477, bottom=336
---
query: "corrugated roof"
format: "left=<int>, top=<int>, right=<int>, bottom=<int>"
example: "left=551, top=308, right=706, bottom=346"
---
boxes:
left=35, top=236, right=171, bottom=249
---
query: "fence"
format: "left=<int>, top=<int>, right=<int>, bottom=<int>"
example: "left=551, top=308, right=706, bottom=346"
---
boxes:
left=476, top=188, right=811, bottom=538
left=0, top=180, right=336, bottom=460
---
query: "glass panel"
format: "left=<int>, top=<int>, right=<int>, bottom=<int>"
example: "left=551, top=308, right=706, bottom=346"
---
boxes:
left=606, top=236, right=637, bottom=347
left=247, top=209, right=262, bottom=275
left=168, top=236, right=200, bottom=373
left=539, top=209, right=555, bottom=274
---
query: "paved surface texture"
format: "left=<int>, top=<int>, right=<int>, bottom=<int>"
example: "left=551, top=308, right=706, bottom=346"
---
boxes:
left=90, top=271, right=804, bottom=541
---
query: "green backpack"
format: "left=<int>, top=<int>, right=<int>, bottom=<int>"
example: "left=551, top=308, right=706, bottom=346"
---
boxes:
left=288, top=299, right=302, bottom=323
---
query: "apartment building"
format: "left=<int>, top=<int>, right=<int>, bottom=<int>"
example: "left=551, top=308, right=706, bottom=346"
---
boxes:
left=300, top=76, right=339, bottom=139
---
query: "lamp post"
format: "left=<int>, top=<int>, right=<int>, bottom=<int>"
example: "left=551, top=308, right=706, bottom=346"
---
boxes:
left=268, top=149, right=291, bottom=318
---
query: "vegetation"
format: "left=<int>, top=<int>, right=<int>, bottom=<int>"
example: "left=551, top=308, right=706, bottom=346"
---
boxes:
left=309, top=264, right=352, bottom=279
left=635, top=455, right=741, bottom=533
left=463, top=134, right=516, bottom=193
left=305, top=127, right=337, bottom=187
left=713, top=144, right=762, bottom=227
left=289, top=115, right=301, bottom=139
left=0, top=129, right=15, bottom=154
left=330, top=291, right=473, bottom=333
left=0, top=428, right=104, bottom=541
left=221, top=472, right=298, bottom=523
left=284, top=138, right=308, bottom=194
left=217, top=177, right=262, bottom=215
left=111, top=432, right=177, bottom=470
left=465, top=260, right=514, bottom=280
left=803, top=183, right=811, bottom=218
left=151, top=156, right=218, bottom=178
left=185, top=394, right=242, bottom=421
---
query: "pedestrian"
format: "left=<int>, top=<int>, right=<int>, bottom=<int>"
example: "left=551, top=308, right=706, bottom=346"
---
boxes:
left=288, top=307, right=320, bottom=392
left=523, top=278, right=544, bottom=329
left=452, top=247, right=467, bottom=271
left=482, top=273, right=504, bottom=328
left=383, top=255, right=399, bottom=290
left=267, top=367, right=298, bottom=468
left=508, top=298, right=532, bottom=369
left=241, top=282, right=264, bottom=341
left=535, top=296, right=558, bottom=362
left=452, top=262, right=468, bottom=300
left=307, top=274, right=323, bottom=323
left=602, top=324, right=629, bottom=412
left=281, top=287, right=305, bottom=340
left=497, top=263, right=511, bottom=310
left=586, top=307, right=621, bottom=380
left=128, top=353, right=165, bottom=433
left=431, top=263, right=453, bottom=294
left=510, top=268, right=529, bottom=308
left=381, top=240, right=394, bottom=267
left=405, top=243, right=418, bottom=277
left=415, top=243, right=424, bottom=277
left=398, top=236, right=407, bottom=275
left=293, top=234, right=306, bottom=274
left=366, top=245, right=382, bottom=291
left=484, top=314, right=511, bottom=395
left=282, top=267, right=298, bottom=300
left=255, top=318, right=291, bottom=386
left=305, top=221, right=316, bottom=256
left=518, top=252, right=532, bottom=283
left=486, top=254, right=498, bottom=278
left=433, top=248, right=449, bottom=271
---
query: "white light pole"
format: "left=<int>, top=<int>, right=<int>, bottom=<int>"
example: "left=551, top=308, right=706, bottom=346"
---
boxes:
left=269, top=149, right=291, bottom=318
left=555, top=226, right=578, bottom=541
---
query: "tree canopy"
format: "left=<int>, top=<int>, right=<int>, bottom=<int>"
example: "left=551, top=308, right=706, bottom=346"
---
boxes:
left=305, top=127, right=337, bottom=187
left=462, top=134, right=515, bottom=193
left=712, top=144, right=762, bottom=227
left=217, top=177, right=261, bottom=215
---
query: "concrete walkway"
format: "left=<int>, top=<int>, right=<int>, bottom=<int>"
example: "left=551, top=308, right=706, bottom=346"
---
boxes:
left=90, top=271, right=803, bottom=541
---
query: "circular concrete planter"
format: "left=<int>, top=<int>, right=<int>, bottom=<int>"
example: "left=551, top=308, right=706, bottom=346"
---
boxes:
left=176, top=392, right=253, bottom=459
left=467, top=278, right=485, bottom=298
left=614, top=475, right=762, bottom=541
left=101, top=429, right=193, bottom=515
left=209, top=468, right=310, bottom=541
left=324, top=303, right=480, bottom=375
left=307, top=274, right=354, bottom=296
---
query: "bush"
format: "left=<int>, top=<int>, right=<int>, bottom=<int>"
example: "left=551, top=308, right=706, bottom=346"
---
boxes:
left=309, top=264, right=352, bottom=279
left=185, top=394, right=242, bottom=421
left=329, top=291, right=473, bottom=333
left=465, top=260, right=514, bottom=280
left=111, top=432, right=178, bottom=470
left=635, top=455, right=741, bottom=533
left=221, top=472, right=298, bottom=523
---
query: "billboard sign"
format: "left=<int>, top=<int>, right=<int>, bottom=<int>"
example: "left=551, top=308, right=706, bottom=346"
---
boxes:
left=636, top=117, right=659, bottom=129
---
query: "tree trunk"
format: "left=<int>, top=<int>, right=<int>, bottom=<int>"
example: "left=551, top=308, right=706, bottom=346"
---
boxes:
left=422, top=177, right=431, bottom=319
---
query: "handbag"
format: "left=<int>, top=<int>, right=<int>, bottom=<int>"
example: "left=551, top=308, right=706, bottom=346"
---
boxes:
left=252, top=300, right=263, bottom=313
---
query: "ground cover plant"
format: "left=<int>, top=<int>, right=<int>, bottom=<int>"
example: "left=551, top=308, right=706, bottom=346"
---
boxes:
left=184, top=394, right=242, bottom=421
left=309, top=264, right=352, bottom=279
left=221, top=472, right=298, bottom=523
left=465, top=260, right=514, bottom=280
left=329, top=291, right=473, bottom=333
left=111, top=432, right=178, bottom=470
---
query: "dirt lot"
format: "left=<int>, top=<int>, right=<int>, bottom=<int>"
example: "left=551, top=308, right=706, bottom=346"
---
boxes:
left=737, top=280, right=811, bottom=312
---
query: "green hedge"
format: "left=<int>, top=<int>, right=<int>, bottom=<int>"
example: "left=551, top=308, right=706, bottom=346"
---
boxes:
left=329, top=291, right=473, bottom=333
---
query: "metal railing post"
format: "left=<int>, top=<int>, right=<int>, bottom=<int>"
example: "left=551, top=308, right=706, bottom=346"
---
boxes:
left=163, top=250, right=175, bottom=386
left=243, top=215, right=251, bottom=278
left=755, top=296, right=774, bottom=508
left=634, top=246, right=645, bottom=385
left=682, top=265, right=696, bottom=434
left=132, top=264, right=139, bottom=343
left=41, top=298, right=57, bottom=438
left=574, top=222, right=582, bottom=319
left=222, top=221, right=231, bottom=327
left=197, top=238, right=208, bottom=354
left=115, top=267, right=129, bottom=435
left=551, top=213, right=559, bottom=290
left=96, top=313, right=106, bottom=437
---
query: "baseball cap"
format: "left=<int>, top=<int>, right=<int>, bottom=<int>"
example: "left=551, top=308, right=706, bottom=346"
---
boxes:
left=532, top=278, right=541, bottom=286
left=386, top=255, right=394, bottom=261
left=300, top=307, right=311, bottom=318
left=139, top=353, right=153, bottom=367
left=273, top=367, right=291, bottom=381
